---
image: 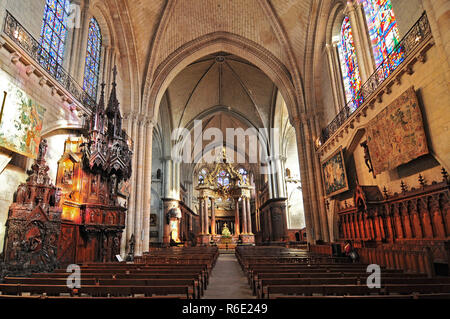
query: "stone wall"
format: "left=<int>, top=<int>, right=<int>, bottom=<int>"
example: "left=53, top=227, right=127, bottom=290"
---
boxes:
left=318, top=36, right=449, bottom=240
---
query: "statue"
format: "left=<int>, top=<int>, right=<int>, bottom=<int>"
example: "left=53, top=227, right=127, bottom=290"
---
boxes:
left=126, top=234, right=135, bottom=262
left=221, top=223, right=231, bottom=237
left=38, top=138, right=48, bottom=160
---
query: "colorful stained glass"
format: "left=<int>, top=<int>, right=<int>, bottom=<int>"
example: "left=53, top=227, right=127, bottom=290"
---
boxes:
left=39, top=0, right=69, bottom=73
left=83, top=18, right=102, bottom=100
left=359, top=0, right=404, bottom=71
left=337, top=16, right=363, bottom=111
left=238, top=167, right=248, bottom=185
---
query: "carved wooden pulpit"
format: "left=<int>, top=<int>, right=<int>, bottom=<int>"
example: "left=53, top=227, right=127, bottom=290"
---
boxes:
left=56, top=68, right=133, bottom=264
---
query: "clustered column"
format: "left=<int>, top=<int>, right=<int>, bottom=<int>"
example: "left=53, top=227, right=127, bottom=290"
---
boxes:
left=121, top=114, right=153, bottom=257
left=203, top=197, right=209, bottom=235
left=241, top=197, right=248, bottom=234
left=234, top=197, right=240, bottom=235
left=245, top=197, right=252, bottom=234
left=198, top=197, right=204, bottom=234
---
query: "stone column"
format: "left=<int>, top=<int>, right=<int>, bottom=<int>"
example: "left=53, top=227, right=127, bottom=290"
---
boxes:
left=312, top=116, right=330, bottom=242
left=133, top=118, right=146, bottom=255
left=197, top=196, right=210, bottom=245
left=67, top=0, right=86, bottom=75
left=326, top=43, right=344, bottom=113
left=125, top=113, right=138, bottom=254
left=74, top=3, right=92, bottom=84
left=346, top=0, right=370, bottom=82
left=332, top=42, right=347, bottom=107
left=234, top=198, right=240, bottom=235
left=246, top=197, right=252, bottom=234
left=105, top=49, right=116, bottom=95
left=97, top=45, right=109, bottom=89
left=211, top=197, right=216, bottom=235
left=120, top=112, right=134, bottom=257
left=423, top=0, right=450, bottom=86
left=162, top=157, right=173, bottom=198
left=355, top=1, right=375, bottom=74
left=266, top=162, right=274, bottom=199
left=242, top=197, right=248, bottom=234
left=302, top=119, right=322, bottom=241
left=204, top=197, right=209, bottom=234
left=198, top=197, right=204, bottom=234
left=292, top=117, right=315, bottom=243
left=185, top=181, right=193, bottom=208
left=142, top=119, right=153, bottom=253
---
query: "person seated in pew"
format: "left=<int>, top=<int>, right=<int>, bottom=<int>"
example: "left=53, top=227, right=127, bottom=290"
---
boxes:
left=344, top=241, right=359, bottom=263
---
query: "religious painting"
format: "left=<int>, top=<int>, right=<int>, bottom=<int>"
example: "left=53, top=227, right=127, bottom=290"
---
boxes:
left=62, top=162, right=74, bottom=185
left=118, top=179, right=130, bottom=197
left=0, top=69, right=46, bottom=159
left=366, top=86, right=428, bottom=175
left=321, top=147, right=349, bottom=197
left=150, top=213, right=157, bottom=226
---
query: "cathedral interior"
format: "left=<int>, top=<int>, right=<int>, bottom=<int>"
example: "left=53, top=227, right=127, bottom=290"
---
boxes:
left=0, top=0, right=449, bottom=304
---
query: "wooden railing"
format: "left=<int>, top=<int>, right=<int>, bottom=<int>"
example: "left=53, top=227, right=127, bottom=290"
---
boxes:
left=2, top=11, right=96, bottom=109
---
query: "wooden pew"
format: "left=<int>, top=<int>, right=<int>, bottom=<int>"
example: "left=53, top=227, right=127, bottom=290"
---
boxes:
left=0, top=283, right=194, bottom=299
left=263, top=283, right=450, bottom=299
left=256, top=277, right=450, bottom=298
left=98, top=279, right=200, bottom=298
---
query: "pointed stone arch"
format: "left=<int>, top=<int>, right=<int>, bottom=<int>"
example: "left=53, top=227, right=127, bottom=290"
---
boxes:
left=142, top=32, right=302, bottom=128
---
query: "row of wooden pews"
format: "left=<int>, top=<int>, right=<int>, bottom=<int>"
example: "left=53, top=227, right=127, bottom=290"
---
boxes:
left=0, top=246, right=218, bottom=300
left=236, top=246, right=450, bottom=299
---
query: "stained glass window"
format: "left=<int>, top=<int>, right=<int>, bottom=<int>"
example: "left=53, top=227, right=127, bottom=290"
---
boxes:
left=83, top=18, right=102, bottom=100
left=217, top=170, right=230, bottom=187
left=359, top=0, right=404, bottom=72
left=198, top=168, right=208, bottom=184
left=238, top=168, right=248, bottom=185
left=39, top=0, right=70, bottom=74
left=337, top=16, right=363, bottom=111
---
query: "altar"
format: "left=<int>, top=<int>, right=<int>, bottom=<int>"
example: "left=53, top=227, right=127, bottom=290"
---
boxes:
left=195, top=148, right=255, bottom=246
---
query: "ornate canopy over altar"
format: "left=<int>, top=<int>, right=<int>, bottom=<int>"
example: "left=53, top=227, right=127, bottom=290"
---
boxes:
left=195, top=148, right=255, bottom=245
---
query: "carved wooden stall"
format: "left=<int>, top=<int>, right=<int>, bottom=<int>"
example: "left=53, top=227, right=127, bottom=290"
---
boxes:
left=56, top=69, right=132, bottom=264
left=1, top=139, right=62, bottom=275
left=337, top=171, right=450, bottom=268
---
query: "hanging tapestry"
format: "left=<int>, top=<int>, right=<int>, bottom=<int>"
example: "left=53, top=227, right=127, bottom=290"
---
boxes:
left=0, top=69, right=46, bottom=159
left=366, top=86, right=428, bottom=175
left=321, top=147, right=349, bottom=197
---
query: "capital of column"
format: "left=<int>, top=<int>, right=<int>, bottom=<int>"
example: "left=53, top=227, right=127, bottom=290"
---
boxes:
left=270, top=155, right=287, bottom=162
left=291, top=113, right=308, bottom=127
left=123, top=111, right=136, bottom=121
left=345, top=0, right=357, bottom=14
left=145, top=116, right=156, bottom=128
left=137, top=114, right=146, bottom=126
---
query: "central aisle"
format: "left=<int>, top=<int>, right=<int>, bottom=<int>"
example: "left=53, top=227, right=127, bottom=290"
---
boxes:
left=202, top=253, right=255, bottom=299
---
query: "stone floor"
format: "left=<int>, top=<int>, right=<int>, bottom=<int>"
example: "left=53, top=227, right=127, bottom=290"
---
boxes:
left=202, top=253, right=255, bottom=299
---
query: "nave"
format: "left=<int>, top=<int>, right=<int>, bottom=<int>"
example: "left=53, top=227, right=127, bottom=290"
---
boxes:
left=1, top=245, right=450, bottom=300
